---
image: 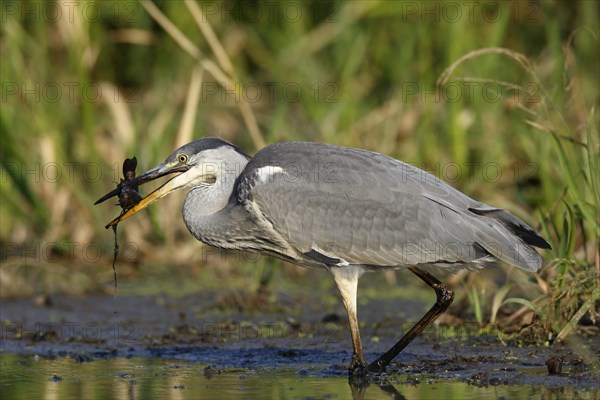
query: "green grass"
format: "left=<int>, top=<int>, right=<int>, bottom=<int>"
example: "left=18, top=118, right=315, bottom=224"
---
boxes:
left=1, top=1, right=598, bottom=342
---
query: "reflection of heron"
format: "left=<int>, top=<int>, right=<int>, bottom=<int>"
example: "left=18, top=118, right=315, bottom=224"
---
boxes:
left=96, top=138, right=550, bottom=376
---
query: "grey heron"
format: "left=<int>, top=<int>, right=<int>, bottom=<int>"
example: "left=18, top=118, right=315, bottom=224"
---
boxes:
left=96, top=137, right=551, bottom=376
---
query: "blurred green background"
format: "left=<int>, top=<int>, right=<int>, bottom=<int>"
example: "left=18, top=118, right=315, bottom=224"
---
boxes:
left=1, top=1, right=598, bottom=339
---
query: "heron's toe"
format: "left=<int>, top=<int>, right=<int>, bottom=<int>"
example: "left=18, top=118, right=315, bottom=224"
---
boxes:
left=349, top=354, right=368, bottom=377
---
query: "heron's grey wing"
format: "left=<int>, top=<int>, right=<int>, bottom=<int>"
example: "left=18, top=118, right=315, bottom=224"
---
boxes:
left=237, top=142, right=544, bottom=271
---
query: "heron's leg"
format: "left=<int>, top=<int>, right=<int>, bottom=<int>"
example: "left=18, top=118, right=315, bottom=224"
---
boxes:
left=330, top=266, right=367, bottom=375
left=367, top=267, right=454, bottom=373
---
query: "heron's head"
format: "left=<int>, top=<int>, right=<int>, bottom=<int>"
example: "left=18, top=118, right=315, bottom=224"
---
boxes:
left=97, top=138, right=249, bottom=228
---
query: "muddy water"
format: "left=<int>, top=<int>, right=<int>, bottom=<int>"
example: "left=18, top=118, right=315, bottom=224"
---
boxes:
left=1, top=353, right=593, bottom=400
left=1, top=272, right=599, bottom=399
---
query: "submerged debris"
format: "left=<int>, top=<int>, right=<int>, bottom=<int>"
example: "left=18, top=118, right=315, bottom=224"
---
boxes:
left=202, top=365, right=215, bottom=379
left=545, top=355, right=564, bottom=375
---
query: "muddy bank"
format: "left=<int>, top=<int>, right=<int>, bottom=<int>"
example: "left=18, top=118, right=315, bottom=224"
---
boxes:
left=1, top=292, right=598, bottom=391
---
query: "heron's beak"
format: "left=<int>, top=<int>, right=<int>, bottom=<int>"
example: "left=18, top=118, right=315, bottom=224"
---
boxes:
left=97, top=162, right=188, bottom=228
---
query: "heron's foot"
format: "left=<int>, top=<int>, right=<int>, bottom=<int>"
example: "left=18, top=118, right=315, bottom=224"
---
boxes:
left=349, top=353, right=368, bottom=377
left=367, top=358, right=387, bottom=374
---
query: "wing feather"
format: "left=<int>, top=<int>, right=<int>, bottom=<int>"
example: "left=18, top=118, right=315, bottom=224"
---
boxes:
left=236, top=142, right=545, bottom=271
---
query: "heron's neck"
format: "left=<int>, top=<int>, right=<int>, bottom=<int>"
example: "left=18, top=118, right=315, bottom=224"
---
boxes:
left=181, top=151, right=250, bottom=245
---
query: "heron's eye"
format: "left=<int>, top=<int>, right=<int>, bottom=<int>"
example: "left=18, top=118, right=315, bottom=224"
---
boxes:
left=177, top=154, right=189, bottom=163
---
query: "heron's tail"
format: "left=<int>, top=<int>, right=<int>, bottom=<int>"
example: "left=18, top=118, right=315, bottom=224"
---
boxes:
left=469, top=207, right=551, bottom=272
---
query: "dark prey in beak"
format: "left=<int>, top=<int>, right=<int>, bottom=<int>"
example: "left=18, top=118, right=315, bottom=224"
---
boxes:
left=95, top=160, right=188, bottom=229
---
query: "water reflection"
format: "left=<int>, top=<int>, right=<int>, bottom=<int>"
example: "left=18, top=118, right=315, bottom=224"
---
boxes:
left=0, top=354, right=595, bottom=400
left=348, top=376, right=407, bottom=400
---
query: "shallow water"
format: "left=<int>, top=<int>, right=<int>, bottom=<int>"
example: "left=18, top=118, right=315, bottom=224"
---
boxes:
left=1, top=353, right=597, bottom=400
left=1, top=289, right=599, bottom=399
